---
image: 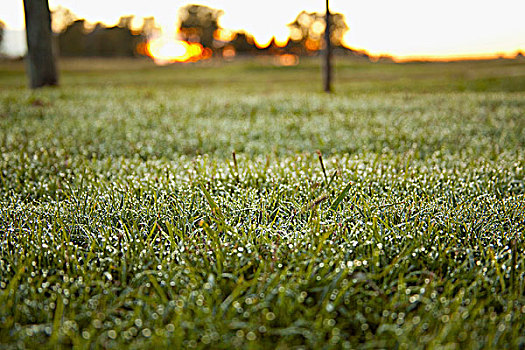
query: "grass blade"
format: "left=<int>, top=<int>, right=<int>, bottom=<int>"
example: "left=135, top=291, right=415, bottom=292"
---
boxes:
left=330, top=181, right=353, bottom=211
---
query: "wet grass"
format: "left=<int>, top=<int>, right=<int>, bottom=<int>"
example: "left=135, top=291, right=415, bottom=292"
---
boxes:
left=0, top=57, right=524, bottom=349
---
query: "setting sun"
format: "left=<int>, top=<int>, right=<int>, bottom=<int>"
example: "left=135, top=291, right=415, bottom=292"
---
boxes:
left=145, top=36, right=206, bottom=64
left=1, top=0, right=524, bottom=60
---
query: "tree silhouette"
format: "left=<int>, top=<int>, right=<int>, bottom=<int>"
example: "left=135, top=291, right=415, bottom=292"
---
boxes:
left=324, top=0, right=332, bottom=93
left=51, top=6, right=76, bottom=33
left=229, top=32, right=255, bottom=54
left=23, top=0, right=58, bottom=88
left=287, top=3, right=349, bottom=92
left=57, top=20, right=87, bottom=56
left=140, top=17, right=159, bottom=38
left=0, top=21, right=5, bottom=50
left=288, top=9, right=348, bottom=55
left=57, top=17, right=144, bottom=57
left=178, top=5, right=223, bottom=50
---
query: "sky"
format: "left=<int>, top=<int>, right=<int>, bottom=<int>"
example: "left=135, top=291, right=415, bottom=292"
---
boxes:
left=1, top=0, right=525, bottom=60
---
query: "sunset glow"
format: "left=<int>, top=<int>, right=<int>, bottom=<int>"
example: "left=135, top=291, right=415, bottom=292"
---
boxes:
left=274, top=37, right=289, bottom=48
left=253, top=35, right=273, bottom=49
left=222, top=45, right=236, bottom=59
left=275, top=54, right=299, bottom=66
left=213, top=28, right=237, bottom=42
left=1, top=0, right=524, bottom=60
left=145, top=35, right=210, bottom=64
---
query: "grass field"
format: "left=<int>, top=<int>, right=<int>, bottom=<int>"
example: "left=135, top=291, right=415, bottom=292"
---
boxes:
left=1, top=57, right=524, bottom=349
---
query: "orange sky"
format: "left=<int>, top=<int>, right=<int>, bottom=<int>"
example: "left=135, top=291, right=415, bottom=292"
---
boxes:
left=1, top=0, right=524, bottom=60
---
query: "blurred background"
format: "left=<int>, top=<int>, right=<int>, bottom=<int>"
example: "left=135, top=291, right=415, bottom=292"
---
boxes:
left=1, top=0, right=524, bottom=64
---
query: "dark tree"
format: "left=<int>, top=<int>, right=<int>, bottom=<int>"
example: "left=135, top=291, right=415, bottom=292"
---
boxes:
left=178, top=5, right=223, bottom=50
left=57, top=20, right=87, bottom=56
left=0, top=21, right=5, bottom=49
left=57, top=17, right=144, bottom=57
left=288, top=10, right=348, bottom=55
left=23, top=0, right=58, bottom=88
left=287, top=4, right=349, bottom=92
left=324, top=0, right=332, bottom=92
left=140, top=17, right=158, bottom=38
left=229, top=32, right=255, bottom=54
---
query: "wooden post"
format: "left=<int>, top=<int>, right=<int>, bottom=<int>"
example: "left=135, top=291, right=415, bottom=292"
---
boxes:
left=23, top=0, right=58, bottom=89
left=323, top=0, right=332, bottom=93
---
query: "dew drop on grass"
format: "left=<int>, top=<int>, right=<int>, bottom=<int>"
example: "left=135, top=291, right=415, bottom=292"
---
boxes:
left=265, top=312, right=275, bottom=321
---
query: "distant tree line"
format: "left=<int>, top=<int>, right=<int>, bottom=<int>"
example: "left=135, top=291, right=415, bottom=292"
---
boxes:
left=57, top=20, right=142, bottom=57
left=54, top=7, right=146, bottom=57
left=53, top=4, right=369, bottom=59
left=174, top=5, right=368, bottom=59
left=176, top=5, right=366, bottom=57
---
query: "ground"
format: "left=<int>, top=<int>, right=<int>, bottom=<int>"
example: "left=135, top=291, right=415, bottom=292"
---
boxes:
left=0, top=57, right=524, bottom=349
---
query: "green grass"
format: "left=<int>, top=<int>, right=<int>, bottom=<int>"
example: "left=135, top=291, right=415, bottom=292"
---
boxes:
left=0, top=57, right=524, bottom=349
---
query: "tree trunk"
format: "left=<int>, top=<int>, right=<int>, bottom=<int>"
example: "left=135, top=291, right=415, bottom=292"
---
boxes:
left=23, top=0, right=58, bottom=89
left=323, top=0, right=332, bottom=93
